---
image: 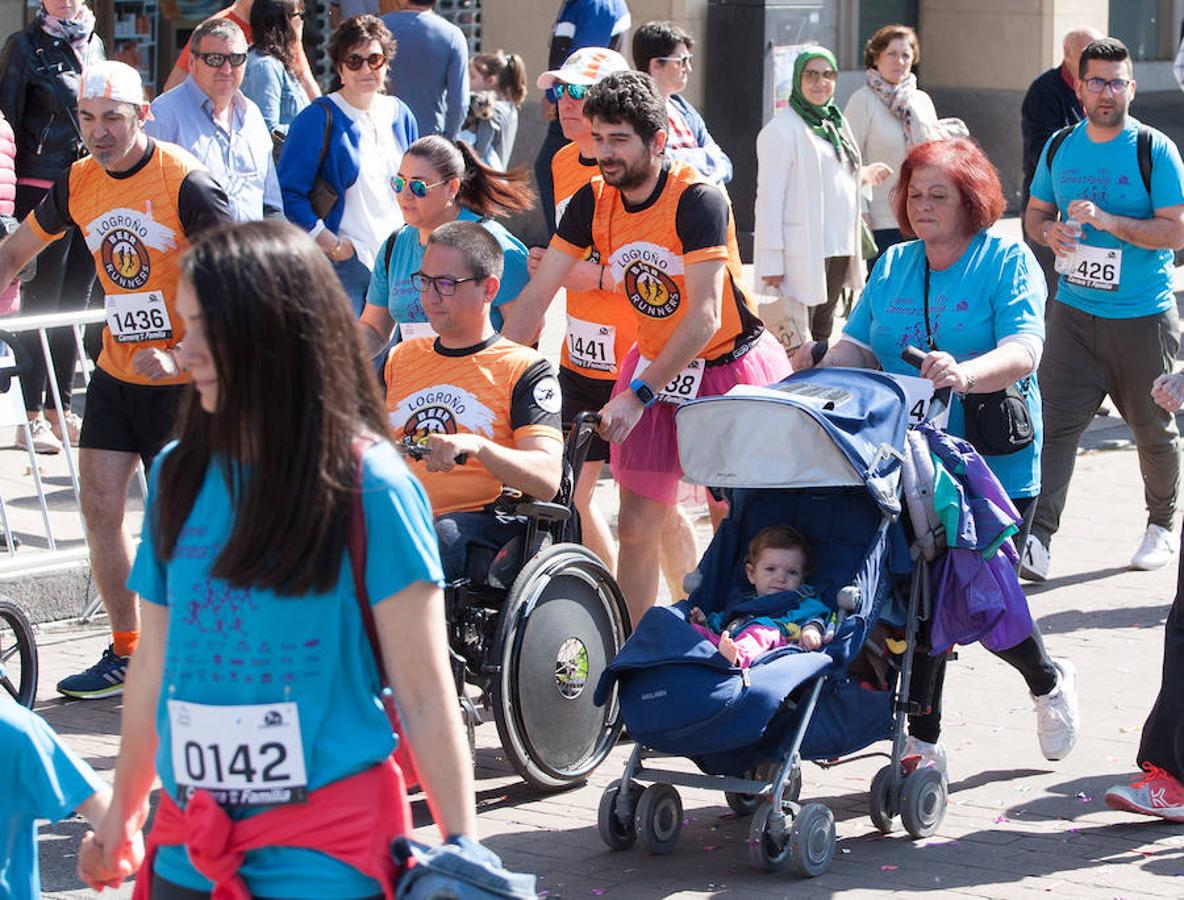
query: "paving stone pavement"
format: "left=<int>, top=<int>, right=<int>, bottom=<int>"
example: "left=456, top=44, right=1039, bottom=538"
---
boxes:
left=21, top=444, right=1184, bottom=899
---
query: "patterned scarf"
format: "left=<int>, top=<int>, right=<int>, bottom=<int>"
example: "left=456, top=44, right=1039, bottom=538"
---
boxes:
left=864, top=67, right=943, bottom=149
left=36, top=4, right=95, bottom=59
left=789, top=47, right=857, bottom=170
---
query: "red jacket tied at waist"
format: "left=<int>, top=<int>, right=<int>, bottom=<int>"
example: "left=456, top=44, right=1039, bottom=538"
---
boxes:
left=132, top=756, right=411, bottom=900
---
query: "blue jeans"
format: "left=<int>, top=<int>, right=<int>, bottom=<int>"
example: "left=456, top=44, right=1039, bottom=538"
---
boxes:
left=334, top=255, right=372, bottom=317
left=435, top=511, right=525, bottom=583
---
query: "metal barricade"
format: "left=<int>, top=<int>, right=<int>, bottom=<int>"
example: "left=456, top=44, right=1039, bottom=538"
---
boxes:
left=0, top=308, right=148, bottom=620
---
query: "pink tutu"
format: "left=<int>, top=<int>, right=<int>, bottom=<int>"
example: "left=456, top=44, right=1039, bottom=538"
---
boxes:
left=610, top=330, right=791, bottom=504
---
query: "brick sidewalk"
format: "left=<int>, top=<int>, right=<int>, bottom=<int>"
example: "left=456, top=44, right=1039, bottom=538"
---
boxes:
left=25, top=445, right=1184, bottom=899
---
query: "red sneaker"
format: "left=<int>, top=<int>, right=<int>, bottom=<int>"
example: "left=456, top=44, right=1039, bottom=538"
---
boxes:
left=1104, top=763, right=1184, bottom=823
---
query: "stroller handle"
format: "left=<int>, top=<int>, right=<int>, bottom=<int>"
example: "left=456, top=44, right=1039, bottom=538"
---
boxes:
left=900, top=344, right=953, bottom=421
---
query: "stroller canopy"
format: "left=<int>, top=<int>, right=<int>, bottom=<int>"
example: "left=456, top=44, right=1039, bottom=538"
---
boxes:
left=676, top=368, right=912, bottom=517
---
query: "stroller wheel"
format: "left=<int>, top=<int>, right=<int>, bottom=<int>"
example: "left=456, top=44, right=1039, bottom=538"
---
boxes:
left=725, top=790, right=760, bottom=817
left=748, top=803, right=792, bottom=872
left=869, top=764, right=899, bottom=834
left=598, top=779, right=641, bottom=851
left=727, top=762, right=802, bottom=817
left=901, top=767, right=947, bottom=839
left=789, top=802, right=836, bottom=878
left=0, top=600, right=38, bottom=708
left=635, top=783, right=683, bottom=855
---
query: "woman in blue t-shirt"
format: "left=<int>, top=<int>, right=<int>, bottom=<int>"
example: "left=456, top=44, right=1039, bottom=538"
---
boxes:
left=795, top=137, right=1079, bottom=779
left=79, top=220, right=476, bottom=899
left=358, top=135, right=534, bottom=359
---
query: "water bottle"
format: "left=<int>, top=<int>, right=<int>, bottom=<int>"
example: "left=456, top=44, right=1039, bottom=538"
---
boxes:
left=1053, top=217, right=1081, bottom=275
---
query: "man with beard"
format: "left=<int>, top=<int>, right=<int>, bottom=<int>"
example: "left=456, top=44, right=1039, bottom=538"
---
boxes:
left=0, top=61, right=231, bottom=698
left=1023, top=37, right=1184, bottom=579
left=502, top=71, right=789, bottom=625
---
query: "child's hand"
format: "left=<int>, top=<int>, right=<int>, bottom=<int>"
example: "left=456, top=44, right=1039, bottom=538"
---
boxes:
left=800, top=624, right=823, bottom=651
left=688, top=607, right=706, bottom=626
left=78, top=829, right=142, bottom=891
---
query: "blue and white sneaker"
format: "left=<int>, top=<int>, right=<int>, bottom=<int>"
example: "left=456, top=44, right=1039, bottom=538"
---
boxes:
left=56, top=644, right=129, bottom=699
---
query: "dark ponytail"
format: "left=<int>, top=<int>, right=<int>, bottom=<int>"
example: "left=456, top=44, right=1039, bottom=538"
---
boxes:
left=405, top=135, right=535, bottom=218
left=472, top=50, right=528, bottom=107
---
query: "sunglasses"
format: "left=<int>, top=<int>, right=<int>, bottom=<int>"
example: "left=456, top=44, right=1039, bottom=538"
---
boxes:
left=656, top=53, right=693, bottom=68
left=410, top=272, right=482, bottom=296
left=1083, top=76, right=1131, bottom=94
left=551, top=82, right=589, bottom=101
left=392, top=176, right=446, bottom=198
left=802, top=68, right=838, bottom=83
left=194, top=51, right=247, bottom=68
left=343, top=52, right=388, bottom=71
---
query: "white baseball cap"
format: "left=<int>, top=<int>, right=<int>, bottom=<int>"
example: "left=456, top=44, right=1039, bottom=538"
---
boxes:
left=79, top=61, right=148, bottom=107
left=537, top=47, right=630, bottom=90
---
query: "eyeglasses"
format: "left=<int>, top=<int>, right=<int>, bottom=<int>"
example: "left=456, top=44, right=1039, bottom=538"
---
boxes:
left=194, top=51, right=247, bottom=68
left=656, top=54, right=693, bottom=68
left=802, top=68, right=838, bottom=83
left=288, top=8, right=306, bottom=18
left=1083, top=76, right=1131, bottom=94
left=411, top=272, right=483, bottom=296
left=392, top=176, right=447, bottom=198
left=343, top=52, right=388, bottom=71
left=552, top=83, right=589, bottom=101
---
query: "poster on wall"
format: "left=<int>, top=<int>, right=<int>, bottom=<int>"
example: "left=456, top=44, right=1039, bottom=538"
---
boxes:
left=771, top=44, right=810, bottom=115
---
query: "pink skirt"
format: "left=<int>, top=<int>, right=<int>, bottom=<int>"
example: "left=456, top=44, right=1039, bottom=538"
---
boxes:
left=610, top=330, right=791, bottom=504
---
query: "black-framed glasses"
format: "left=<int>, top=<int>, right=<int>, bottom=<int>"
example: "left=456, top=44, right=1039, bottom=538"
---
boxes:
left=1083, top=76, right=1131, bottom=94
left=392, top=176, right=447, bottom=198
left=194, top=51, right=247, bottom=68
left=656, top=53, right=693, bottom=68
left=411, top=272, right=483, bottom=296
left=552, top=82, right=589, bottom=101
left=802, top=68, right=838, bottom=83
left=343, top=52, right=388, bottom=71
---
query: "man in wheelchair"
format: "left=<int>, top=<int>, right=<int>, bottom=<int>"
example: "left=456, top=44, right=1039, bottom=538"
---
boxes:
left=384, top=220, right=565, bottom=582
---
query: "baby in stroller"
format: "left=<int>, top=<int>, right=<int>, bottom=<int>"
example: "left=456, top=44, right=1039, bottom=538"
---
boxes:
left=687, top=526, right=831, bottom=665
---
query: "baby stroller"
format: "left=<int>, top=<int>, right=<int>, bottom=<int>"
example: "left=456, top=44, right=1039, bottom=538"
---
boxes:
left=593, top=367, right=949, bottom=877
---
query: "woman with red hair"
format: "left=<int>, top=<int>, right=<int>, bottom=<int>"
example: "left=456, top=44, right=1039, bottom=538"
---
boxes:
left=796, top=137, right=1079, bottom=777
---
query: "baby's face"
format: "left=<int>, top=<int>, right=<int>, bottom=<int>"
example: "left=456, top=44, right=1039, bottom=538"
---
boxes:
left=745, top=547, right=807, bottom=596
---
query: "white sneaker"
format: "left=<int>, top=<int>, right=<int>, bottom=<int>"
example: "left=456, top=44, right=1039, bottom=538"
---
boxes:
left=1032, top=660, right=1079, bottom=761
left=27, top=417, right=61, bottom=455
left=47, top=409, right=82, bottom=444
left=1019, top=534, right=1050, bottom=582
left=1130, top=524, right=1175, bottom=571
left=902, top=735, right=949, bottom=779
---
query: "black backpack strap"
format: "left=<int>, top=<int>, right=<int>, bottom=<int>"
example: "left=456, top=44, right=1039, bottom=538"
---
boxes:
left=1045, top=125, right=1074, bottom=173
left=383, top=224, right=407, bottom=275
left=1137, top=124, right=1153, bottom=196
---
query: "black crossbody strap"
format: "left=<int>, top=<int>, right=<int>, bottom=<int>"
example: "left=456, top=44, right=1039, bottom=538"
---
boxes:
left=922, top=258, right=937, bottom=351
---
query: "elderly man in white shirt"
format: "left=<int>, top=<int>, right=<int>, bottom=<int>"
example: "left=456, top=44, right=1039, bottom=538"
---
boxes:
left=147, top=17, right=281, bottom=222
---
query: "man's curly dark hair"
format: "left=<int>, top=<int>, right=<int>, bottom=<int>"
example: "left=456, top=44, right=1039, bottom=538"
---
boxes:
left=583, top=71, right=668, bottom=146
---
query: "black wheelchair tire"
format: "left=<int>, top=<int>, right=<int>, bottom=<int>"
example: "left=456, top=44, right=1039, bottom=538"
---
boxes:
left=490, top=543, right=630, bottom=791
left=0, top=599, right=39, bottom=707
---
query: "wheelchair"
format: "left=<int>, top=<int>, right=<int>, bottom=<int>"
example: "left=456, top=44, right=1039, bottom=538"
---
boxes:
left=405, top=412, right=631, bottom=791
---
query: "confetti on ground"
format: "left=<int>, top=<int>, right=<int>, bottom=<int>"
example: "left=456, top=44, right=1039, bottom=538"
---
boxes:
left=840, top=848, right=851, bottom=854
left=592, top=889, right=607, bottom=896
left=1119, top=726, right=1137, bottom=733
left=994, top=815, right=1010, bottom=824
left=683, top=816, right=696, bottom=825
left=717, top=811, right=736, bottom=820
left=880, top=865, right=899, bottom=872
left=1076, top=792, right=1093, bottom=802
left=926, top=839, right=960, bottom=847
left=702, top=845, right=722, bottom=852
left=1015, top=785, right=1031, bottom=793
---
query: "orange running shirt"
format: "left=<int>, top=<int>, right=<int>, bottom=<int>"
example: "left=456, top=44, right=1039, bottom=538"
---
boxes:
left=552, top=159, right=761, bottom=363
left=551, top=142, right=637, bottom=380
left=384, top=336, right=563, bottom=516
left=29, top=140, right=232, bottom=386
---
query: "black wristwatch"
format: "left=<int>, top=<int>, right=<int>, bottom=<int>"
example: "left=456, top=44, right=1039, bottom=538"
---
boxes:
left=629, top=378, right=657, bottom=408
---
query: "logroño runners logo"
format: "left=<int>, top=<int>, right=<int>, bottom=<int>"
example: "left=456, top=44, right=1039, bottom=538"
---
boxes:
left=611, top=241, right=685, bottom=318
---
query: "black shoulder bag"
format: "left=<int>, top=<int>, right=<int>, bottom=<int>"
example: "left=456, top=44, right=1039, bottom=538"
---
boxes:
left=923, top=258, right=1035, bottom=456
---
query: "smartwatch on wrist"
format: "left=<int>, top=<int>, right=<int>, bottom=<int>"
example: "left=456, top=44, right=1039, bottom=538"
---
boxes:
left=629, top=378, right=657, bottom=408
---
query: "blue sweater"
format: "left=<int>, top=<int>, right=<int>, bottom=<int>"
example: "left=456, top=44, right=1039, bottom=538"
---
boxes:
left=277, top=95, right=418, bottom=233
left=381, top=10, right=469, bottom=139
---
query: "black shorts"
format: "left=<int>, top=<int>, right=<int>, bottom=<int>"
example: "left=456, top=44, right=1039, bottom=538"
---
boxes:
left=79, top=366, right=186, bottom=468
left=559, top=366, right=614, bottom=464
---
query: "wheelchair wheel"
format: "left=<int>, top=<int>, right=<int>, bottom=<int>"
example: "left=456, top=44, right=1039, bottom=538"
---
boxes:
left=0, top=600, right=38, bottom=708
left=490, top=543, right=630, bottom=791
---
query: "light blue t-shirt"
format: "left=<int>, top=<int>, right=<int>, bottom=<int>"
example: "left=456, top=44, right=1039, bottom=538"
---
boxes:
left=1029, top=118, right=1184, bottom=318
left=844, top=233, right=1046, bottom=498
left=128, top=441, right=444, bottom=898
left=365, top=207, right=529, bottom=333
left=0, top=703, right=102, bottom=899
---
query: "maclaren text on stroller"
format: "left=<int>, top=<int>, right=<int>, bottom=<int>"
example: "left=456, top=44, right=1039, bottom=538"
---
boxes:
left=593, top=365, right=1028, bottom=877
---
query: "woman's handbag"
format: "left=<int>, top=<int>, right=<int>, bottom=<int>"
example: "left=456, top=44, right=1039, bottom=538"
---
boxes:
left=309, top=99, right=339, bottom=220
left=960, top=380, right=1035, bottom=456
left=921, top=259, right=1034, bottom=456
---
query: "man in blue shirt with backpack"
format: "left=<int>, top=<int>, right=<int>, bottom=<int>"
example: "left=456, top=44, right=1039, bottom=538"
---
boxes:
left=1023, top=37, right=1184, bottom=580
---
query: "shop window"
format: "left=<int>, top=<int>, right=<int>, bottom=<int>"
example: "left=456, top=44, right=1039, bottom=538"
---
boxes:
left=857, top=0, right=918, bottom=56
left=437, top=0, right=481, bottom=53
